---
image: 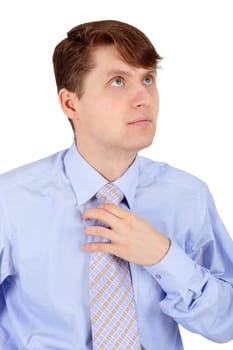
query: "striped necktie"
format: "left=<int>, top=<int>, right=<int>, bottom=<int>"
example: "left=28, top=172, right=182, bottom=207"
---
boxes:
left=89, top=183, right=141, bottom=349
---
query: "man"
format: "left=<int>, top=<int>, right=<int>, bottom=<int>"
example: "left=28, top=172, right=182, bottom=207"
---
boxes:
left=0, top=19, right=233, bottom=350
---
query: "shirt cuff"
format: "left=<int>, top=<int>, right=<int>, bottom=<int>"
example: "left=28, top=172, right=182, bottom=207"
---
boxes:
left=144, top=241, right=197, bottom=293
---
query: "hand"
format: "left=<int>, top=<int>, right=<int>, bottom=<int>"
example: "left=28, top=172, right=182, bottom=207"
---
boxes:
left=82, top=204, right=171, bottom=266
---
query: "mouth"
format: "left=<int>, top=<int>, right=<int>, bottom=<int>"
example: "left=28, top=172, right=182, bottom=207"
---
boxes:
left=128, top=117, right=152, bottom=126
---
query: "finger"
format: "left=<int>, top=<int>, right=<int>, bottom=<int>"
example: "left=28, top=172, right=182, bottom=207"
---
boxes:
left=83, top=207, right=120, bottom=227
left=98, top=203, right=131, bottom=219
left=82, top=242, right=117, bottom=255
left=85, top=225, right=117, bottom=241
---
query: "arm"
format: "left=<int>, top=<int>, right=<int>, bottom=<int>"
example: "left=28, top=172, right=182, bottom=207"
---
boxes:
left=83, top=185, right=233, bottom=343
left=146, top=185, right=233, bottom=343
left=0, top=200, right=16, bottom=344
left=146, top=241, right=233, bottom=343
left=0, top=199, right=15, bottom=305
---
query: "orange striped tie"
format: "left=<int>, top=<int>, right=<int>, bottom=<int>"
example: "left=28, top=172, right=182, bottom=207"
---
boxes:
left=89, top=183, right=141, bottom=349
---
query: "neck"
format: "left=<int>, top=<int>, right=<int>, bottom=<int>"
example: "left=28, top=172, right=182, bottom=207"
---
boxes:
left=75, top=140, right=137, bottom=182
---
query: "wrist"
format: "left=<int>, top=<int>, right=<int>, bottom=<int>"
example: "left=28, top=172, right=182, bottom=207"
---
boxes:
left=149, top=237, right=171, bottom=266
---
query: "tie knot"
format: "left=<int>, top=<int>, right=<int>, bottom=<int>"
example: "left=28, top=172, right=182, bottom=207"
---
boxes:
left=96, top=183, right=124, bottom=205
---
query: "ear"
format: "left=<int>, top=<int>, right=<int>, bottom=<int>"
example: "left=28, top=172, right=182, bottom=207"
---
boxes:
left=58, top=88, right=79, bottom=122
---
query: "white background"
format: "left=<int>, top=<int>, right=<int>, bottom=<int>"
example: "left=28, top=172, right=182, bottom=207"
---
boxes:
left=0, top=0, right=232, bottom=349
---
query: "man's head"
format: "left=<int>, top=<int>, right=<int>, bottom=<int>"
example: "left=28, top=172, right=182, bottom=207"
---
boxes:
left=53, top=20, right=162, bottom=132
left=53, top=20, right=162, bottom=165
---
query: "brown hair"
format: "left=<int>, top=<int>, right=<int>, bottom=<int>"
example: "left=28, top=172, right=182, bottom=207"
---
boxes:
left=52, top=20, right=162, bottom=131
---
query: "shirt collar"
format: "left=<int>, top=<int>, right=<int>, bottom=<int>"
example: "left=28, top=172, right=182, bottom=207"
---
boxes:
left=64, top=141, right=139, bottom=208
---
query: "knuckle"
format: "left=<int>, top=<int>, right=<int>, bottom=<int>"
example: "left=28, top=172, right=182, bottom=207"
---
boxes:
left=99, top=210, right=107, bottom=219
left=90, top=244, right=96, bottom=251
left=85, top=226, right=92, bottom=233
left=98, top=244, right=105, bottom=252
left=95, top=226, right=103, bottom=235
left=98, top=210, right=108, bottom=222
left=122, top=221, right=133, bottom=232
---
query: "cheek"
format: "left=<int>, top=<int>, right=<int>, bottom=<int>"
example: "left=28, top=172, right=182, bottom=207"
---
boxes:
left=87, top=94, right=118, bottom=115
left=99, top=96, right=122, bottom=113
left=79, top=96, right=101, bottom=122
left=79, top=92, right=125, bottom=129
left=153, top=91, right=159, bottom=112
left=94, top=100, right=125, bottom=126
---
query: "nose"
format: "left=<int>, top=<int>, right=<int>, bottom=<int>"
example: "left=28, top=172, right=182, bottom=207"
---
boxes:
left=131, top=85, right=151, bottom=108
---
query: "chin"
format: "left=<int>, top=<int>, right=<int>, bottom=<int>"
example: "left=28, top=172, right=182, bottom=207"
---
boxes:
left=130, top=137, right=155, bottom=153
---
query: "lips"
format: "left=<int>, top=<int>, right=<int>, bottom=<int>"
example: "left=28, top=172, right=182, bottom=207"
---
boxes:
left=128, top=116, right=152, bottom=125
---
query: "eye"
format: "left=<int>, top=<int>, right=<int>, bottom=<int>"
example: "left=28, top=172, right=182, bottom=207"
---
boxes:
left=143, top=76, right=153, bottom=85
left=111, top=78, right=123, bottom=87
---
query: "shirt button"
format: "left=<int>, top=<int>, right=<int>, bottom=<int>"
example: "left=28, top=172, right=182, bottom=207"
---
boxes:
left=155, top=274, right=162, bottom=279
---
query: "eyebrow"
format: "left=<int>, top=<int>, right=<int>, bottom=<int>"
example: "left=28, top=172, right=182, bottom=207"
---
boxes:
left=105, top=68, right=157, bottom=78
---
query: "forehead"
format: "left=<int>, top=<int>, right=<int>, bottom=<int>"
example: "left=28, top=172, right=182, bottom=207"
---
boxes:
left=90, top=45, right=155, bottom=77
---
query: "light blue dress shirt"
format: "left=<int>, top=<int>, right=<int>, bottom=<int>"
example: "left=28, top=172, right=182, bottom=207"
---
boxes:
left=0, top=142, right=233, bottom=350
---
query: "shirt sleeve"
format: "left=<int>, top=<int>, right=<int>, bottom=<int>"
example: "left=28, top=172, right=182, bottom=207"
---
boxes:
left=145, top=184, right=233, bottom=343
left=0, top=200, right=15, bottom=286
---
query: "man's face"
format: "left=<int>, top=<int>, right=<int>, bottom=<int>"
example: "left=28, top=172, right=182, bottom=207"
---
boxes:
left=74, top=45, right=159, bottom=157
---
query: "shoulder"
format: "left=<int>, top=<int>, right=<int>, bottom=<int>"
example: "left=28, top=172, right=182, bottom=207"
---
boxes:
left=137, top=155, right=207, bottom=194
left=0, top=148, right=68, bottom=196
